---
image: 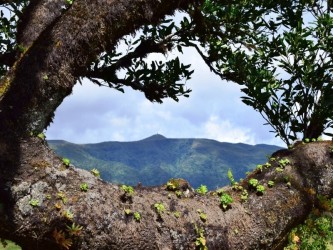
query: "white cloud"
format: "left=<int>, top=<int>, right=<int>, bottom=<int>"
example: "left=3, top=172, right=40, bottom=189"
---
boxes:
left=201, top=115, right=255, bottom=144
left=106, top=116, right=130, bottom=127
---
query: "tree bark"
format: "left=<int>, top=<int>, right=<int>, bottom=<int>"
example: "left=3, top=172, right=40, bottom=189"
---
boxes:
left=0, top=0, right=333, bottom=249
left=1, top=137, right=333, bottom=249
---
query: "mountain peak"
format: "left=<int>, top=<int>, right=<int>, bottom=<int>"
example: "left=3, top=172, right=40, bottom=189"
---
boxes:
left=142, top=134, right=167, bottom=141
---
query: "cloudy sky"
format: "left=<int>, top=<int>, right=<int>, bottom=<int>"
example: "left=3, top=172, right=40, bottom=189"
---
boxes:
left=45, top=47, right=285, bottom=146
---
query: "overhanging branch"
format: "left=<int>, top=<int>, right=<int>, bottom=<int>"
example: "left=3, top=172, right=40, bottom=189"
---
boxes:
left=187, top=41, right=225, bottom=78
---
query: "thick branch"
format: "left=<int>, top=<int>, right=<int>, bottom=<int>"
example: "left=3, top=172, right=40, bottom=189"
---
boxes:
left=0, top=0, right=196, bottom=136
left=188, top=41, right=225, bottom=78
left=1, top=138, right=332, bottom=249
left=86, top=27, right=192, bottom=81
left=86, top=39, right=169, bottom=82
left=16, top=0, right=68, bottom=48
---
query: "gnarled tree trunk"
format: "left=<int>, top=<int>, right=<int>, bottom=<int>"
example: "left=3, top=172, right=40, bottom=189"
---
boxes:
left=0, top=0, right=332, bottom=249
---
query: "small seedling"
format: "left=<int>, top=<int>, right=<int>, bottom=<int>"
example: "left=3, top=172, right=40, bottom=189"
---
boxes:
left=220, top=193, right=233, bottom=210
left=175, top=190, right=182, bottom=198
left=256, top=185, right=265, bottom=195
left=240, top=190, right=248, bottom=202
left=173, top=211, right=181, bottom=218
left=80, top=183, right=89, bottom=192
left=232, top=184, right=243, bottom=192
left=57, top=192, right=68, bottom=204
left=265, top=162, right=271, bottom=168
left=166, top=181, right=177, bottom=191
left=124, top=209, right=132, bottom=215
left=54, top=202, right=62, bottom=210
left=248, top=178, right=259, bottom=188
left=268, top=180, right=275, bottom=188
left=37, top=132, right=46, bottom=140
left=227, top=169, right=236, bottom=185
left=197, top=210, right=207, bottom=222
left=90, top=168, right=100, bottom=177
left=63, top=209, right=74, bottom=220
left=256, top=164, right=263, bottom=172
left=133, top=212, right=141, bottom=222
left=120, top=185, right=135, bottom=202
left=121, top=185, right=134, bottom=195
left=278, top=158, right=290, bottom=167
left=62, top=158, right=71, bottom=167
left=66, top=223, right=83, bottom=236
left=154, top=202, right=165, bottom=215
left=275, top=167, right=284, bottom=173
left=270, top=157, right=276, bottom=161
left=196, top=185, right=208, bottom=195
left=53, top=228, right=73, bottom=250
left=195, top=226, right=208, bottom=250
left=29, top=199, right=39, bottom=207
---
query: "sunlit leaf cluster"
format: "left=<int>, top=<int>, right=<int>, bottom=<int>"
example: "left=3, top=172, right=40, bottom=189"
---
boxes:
left=196, top=0, right=333, bottom=145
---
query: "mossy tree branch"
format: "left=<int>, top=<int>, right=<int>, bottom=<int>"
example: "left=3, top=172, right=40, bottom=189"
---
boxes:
left=1, top=138, right=333, bottom=249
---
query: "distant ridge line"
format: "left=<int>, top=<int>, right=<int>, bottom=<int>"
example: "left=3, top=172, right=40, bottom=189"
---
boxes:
left=48, top=135, right=282, bottom=189
left=141, top=134, right=167, bottom=141
left=48, top=134, right=283, bottom=147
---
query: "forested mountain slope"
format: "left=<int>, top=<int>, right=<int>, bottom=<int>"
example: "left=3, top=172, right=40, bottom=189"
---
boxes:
left=48, top=134, right=281, bottom=189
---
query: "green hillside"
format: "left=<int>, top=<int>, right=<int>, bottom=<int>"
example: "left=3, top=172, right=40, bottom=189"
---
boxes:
left=48, top=134, right=282, bottom=189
